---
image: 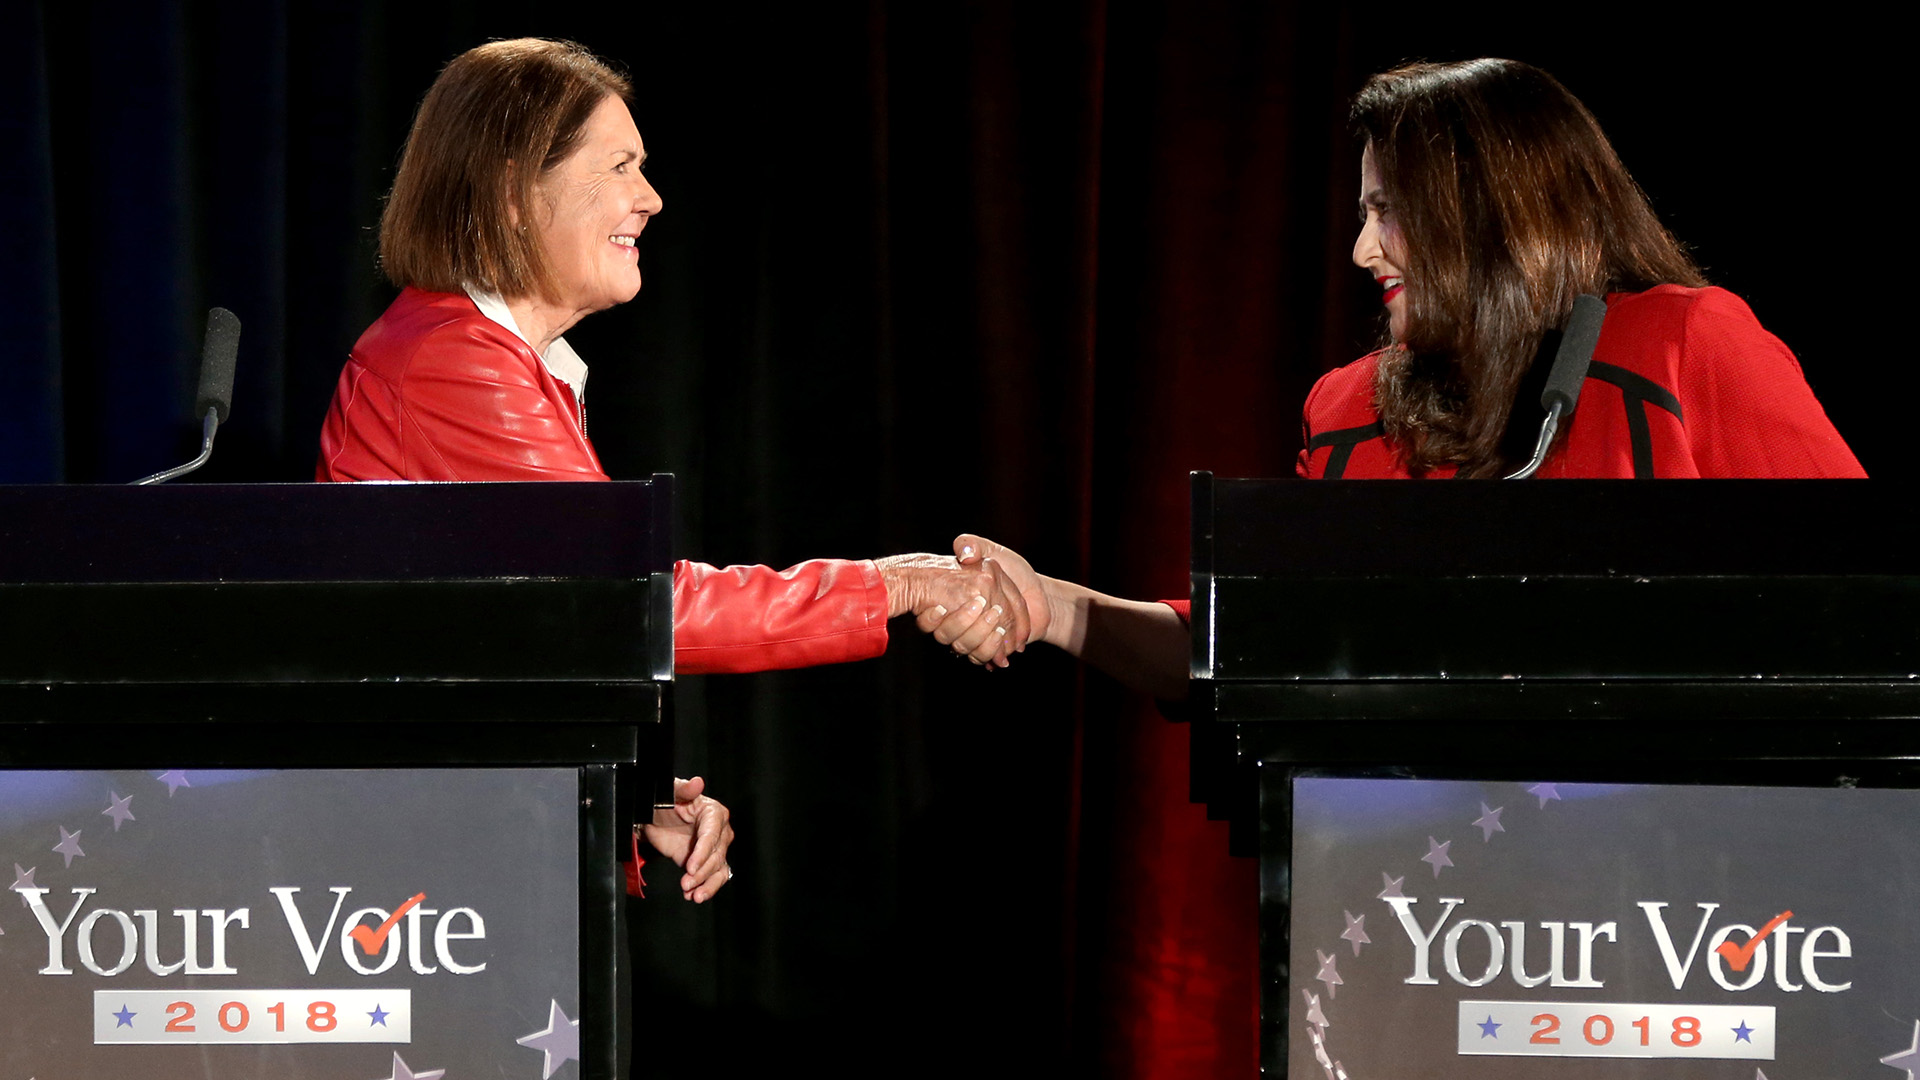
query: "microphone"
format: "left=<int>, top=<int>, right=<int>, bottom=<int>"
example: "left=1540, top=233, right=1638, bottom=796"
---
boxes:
left=133, top=307, right=242, bottom=485
left=1505, top=294, right=1605, bottom=480
left=195, top=306, right=240, bottom=425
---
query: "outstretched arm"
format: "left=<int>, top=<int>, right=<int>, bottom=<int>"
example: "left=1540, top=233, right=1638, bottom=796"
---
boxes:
left=673, top=553, right=1031, bottom=674
left=937, top=535, right=1191, bottom=700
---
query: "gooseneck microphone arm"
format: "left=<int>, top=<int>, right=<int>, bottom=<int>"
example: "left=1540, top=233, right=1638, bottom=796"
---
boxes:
left=134, top=407, right=221, bottom=486
left=1505, top=294, right=1606, bottom=480
left=133, top=307, right=241, bottom=486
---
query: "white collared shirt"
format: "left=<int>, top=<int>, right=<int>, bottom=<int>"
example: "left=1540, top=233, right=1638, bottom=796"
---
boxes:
left=463, top=285, right=589, bottom=404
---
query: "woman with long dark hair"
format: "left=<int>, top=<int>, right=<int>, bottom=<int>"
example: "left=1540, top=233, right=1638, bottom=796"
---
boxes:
left=926, top=58, right=1864, bottom=690
left=1318, top=57, right=1861, bottom=479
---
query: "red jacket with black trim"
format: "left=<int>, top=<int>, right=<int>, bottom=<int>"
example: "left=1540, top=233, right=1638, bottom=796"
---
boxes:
left=1297, top=285, right=1866, bottom=480
left=316, top=286, right=891, bottom=674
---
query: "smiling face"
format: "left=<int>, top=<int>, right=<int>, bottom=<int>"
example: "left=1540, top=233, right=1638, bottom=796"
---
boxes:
left=528, top=94, right=662, bottom=316
left=1353, top=142, right=1408, bottom=341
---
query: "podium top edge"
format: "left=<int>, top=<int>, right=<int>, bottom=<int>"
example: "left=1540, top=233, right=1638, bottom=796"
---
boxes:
left=0, top=480, right=675, bottom=583
left=1194, top=478, right=1911, bottom=577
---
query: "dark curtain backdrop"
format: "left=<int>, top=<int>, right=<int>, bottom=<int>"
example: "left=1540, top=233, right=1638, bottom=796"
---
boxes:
left=2, top=3, right=1901, bottom=1077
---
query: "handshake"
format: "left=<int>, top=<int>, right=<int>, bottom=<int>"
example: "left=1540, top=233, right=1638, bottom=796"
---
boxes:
left=654, top=532, right=1189, bottom=903
left=874, top=534, right=1052, bottom=668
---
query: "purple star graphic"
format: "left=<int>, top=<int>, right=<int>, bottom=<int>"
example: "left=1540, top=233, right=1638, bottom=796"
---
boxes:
left=1881, top=1020, right=1920, bottom=1079
left=374, top=1053, right=445, bottom=1080
left=11, top=864, right=37, bottom=907
left=1301, top=988, right=1328, bottom=1028
left=1340, top=910, right=1370, bottom=956
left=1420, top=836, right=1453, bottom=878
left=52, top=827, right=84, bottom=868
left=1376, top=873, right=1406, bottom=901
left=103, top=792, right=135, bottom=832
left=516, top=1000, right=582, bottom=1080
left=1732, top=1020, right=1754, bottom=1043
left=1478, top=1014, right=1502, bottom=1039
left=1528, top=782, right=1561, bottom=808
left=157, top=769, right=191, bottom=796
left=113, top=1003, right=136, bottom=1028
left=368, top=1003, right=390, bottom=1027
left=1473, top=802, right=1505, bottom=841
left=1314, top=949, right=1343, bottom=998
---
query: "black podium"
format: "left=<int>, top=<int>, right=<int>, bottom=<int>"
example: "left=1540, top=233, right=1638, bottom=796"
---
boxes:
left=1187, top=477, right=1920, bottom=1078
left=0, top=480, right=672, bottom=1080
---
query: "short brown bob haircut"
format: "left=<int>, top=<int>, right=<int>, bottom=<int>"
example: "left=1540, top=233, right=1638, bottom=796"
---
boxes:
left=1353, top=59, right=1704, bottom=477
left=380, top=39, right=631, bottom=302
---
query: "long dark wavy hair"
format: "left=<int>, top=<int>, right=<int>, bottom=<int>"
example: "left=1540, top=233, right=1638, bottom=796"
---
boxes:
left=1352, top=59, right=1705, bottom=476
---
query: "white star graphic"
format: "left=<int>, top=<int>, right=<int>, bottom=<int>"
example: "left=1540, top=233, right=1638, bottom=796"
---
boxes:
left=1301, top=988, right=1328, bottom=1028
left=104, top=792, right=136, bottom=831
left=1339, top=910, right=1369, bottom=956
left=1473, top=802, right=1505, bottom=841
left=1882, top=1019, right=1920, bottom=1079
left=1420, top=836, right=1453, bottom=878
left=1376, top=872, right=1405, bottom=900
left=516, top=999, right=582, bottom=1079
left=10, top=864, right=36, bottom=908
left=1314, top=949, right=1343, bottom=998
left=52, top=827, right=85, bottom=868
left=373, top=1052, right=445, bottom=1080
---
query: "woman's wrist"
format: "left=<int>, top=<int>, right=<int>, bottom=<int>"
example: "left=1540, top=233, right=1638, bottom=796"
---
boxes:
left=1037, top=575, right=1087, bottom=655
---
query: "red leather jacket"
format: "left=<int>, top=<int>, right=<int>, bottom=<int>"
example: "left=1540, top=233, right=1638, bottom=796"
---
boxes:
left=316, top=286, right=890, bottom=673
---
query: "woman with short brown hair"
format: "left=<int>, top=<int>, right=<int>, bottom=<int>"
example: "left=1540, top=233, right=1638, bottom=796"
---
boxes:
left=379, top=38, right=632, bottom=304
left=317, top=39, right=1036, bottom=900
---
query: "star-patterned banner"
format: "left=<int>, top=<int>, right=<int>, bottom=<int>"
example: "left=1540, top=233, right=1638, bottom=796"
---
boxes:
left=1, top=768, right=586, bottom=1079
left=1288, top=778, right=1920, bottom=1079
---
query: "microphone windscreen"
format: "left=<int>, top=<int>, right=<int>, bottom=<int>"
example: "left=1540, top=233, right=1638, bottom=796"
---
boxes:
left=195, top=307, right=241, bottom=424
left=1540, top=294, right=1606, bottom=416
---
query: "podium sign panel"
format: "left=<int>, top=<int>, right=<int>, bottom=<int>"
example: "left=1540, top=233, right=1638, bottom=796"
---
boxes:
left=1287, top=776, right=1920, bottom=1078
left=1, top=481, right=677, bottom=1079
left=3, top=767, right=582, bottom=1078
left=1187, top=478, right=1920, bottom=1075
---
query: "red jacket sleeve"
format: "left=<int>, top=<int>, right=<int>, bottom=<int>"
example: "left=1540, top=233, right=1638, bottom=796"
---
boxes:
left=318, top=292, right=892, bottom=674
left=673, top=558, right=891, bottom=674
left=1673, top=289, right=1866, bottom=478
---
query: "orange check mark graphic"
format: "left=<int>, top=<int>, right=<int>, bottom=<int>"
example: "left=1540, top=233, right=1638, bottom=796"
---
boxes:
left=348, top=893, right=426, bottom=956
left=1713, top=909, right=1793, bottom=972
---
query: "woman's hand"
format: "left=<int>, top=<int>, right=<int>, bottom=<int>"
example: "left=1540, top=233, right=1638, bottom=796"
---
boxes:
left=949, top=534, right=1059, bottom=648
left=875, top=553, right=1032, bottom=665
left=641, top=776, right=735, bottom=903
left=936, top=533, right=1192, bottom=698
left=914, top=535, right=1062, bottom=664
